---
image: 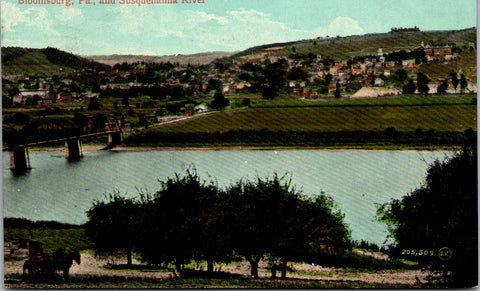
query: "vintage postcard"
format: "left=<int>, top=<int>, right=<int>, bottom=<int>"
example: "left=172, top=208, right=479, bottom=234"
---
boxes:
left=2, top=0, right=477, bottom=288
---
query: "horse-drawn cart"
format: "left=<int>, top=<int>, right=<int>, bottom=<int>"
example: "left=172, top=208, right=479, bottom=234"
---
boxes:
left=22, top=242, right=81, bottom=282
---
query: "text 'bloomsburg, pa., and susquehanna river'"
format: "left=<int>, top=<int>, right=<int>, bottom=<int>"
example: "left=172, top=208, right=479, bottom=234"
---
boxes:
left=17, top=0, right=204, bottom=7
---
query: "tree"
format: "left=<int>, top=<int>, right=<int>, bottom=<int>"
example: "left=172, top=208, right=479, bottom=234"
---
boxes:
left=450, top=71, right=459, bottom=92
left=122, top=96, right=130, bottom=108
left=136, top=170, right=229, bottom=274
left=92, top=113, right=107, bottom=130
left=417, top=73, right=430, bottom=95
left=324, top=74, right=333, bottom=85
left=210, top=92, right=229, bottom=109
left=85, top=194, right=141, bottom=266
left=88, top=99, right=101, bottom=110
left=377, top=145, right=477, bottom=287
left=226, top=174, right=351, bottom=279
left=403, top=79, right=416, bottom=94
left=287, top=67, right=309, bottom=81
left=208, top=78, right=223, bottom=92
left=272, top=192, right=351, bottom=279
left=262, top=60, right=288, bottom=99
left=334, top=82, right=341, bottom=99
left=460, top=74, right=468, bottom=94
left=226, top=175, right=299, bottom=278
left=393, top=69, right=408, bottom=84
left=436, top=79, right=449, bottom=95
left=72, top=112, right=87, bottom=133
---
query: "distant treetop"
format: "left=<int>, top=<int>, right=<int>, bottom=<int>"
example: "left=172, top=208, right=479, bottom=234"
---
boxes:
left=390, top=26, right=420, bottom=32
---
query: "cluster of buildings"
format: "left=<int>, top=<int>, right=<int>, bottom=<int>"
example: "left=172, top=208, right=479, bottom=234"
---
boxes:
left=4, top=41, right=477, bottom=108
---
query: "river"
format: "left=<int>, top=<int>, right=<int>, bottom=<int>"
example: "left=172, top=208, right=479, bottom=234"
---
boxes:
left=3, top=149, right=452, bottom=246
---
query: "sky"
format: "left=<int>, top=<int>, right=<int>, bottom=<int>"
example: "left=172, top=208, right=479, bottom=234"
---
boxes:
left=1, top=0, right=477, bottom=56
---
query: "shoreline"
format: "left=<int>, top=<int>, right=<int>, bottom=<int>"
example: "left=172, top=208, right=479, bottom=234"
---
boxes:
left=21, top=144, right=458, bottom=154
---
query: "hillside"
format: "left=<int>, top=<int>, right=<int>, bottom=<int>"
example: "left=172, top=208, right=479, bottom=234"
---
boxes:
left=224, top=27, right=476, bottom=61
left=1, top=47, right=110, bottom=76
left=87, top=51, right=234, bottom=66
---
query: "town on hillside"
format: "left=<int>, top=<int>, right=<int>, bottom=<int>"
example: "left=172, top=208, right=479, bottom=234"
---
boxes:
left=2, top=28, right=477, bottom=133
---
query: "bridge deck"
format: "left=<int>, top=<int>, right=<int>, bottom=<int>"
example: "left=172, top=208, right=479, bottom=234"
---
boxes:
left=3, top=131, right=121, bottom=151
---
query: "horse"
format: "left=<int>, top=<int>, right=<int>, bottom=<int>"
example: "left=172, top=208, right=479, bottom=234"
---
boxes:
left=23, top=253, right=51, bottom=282
left=47, top=250, right=81, bottom=281
left=23, top=250, right=81, bottom=282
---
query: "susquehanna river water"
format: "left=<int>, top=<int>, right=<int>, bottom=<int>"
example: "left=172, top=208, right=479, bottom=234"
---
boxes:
left=3, top=149, right=452, bottom=246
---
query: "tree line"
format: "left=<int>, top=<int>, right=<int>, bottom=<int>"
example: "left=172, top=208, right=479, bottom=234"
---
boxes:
left=85, top=143, right=477, bottom=286
left=85, top=172, right=351, bottom=278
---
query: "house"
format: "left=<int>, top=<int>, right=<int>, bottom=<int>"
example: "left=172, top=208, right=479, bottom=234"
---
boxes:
left=422, top=44, right=454, bottom=63
left=374, top=78, right=385, bottom=87
left=195, top=103, right=210, bottom=114
left=402, top=59, right=416, bottom=68
left=14, top=89, right=50, bottom=104
left=328, top=83, right=337, bottom=95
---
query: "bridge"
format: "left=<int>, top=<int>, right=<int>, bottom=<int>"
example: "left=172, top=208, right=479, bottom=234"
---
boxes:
left=5, top=120, right=124, bottom=175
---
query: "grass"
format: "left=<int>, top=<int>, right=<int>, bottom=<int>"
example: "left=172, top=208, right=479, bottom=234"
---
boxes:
left=142, top=103, right=476, bottom=134
left=4, top=227, right=92, bottom=255
left=4, top=273, right=417, bottom=288
left=241, top=93, right=476, bottom=108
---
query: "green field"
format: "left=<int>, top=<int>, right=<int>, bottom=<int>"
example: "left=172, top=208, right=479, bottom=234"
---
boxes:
left=142, top=95, right=477, bottom=134
left=121, top=95, right=476, bottom=149
left=154, top=105, right=475, bottom=134
left=4, top=227, right=92, bottom=255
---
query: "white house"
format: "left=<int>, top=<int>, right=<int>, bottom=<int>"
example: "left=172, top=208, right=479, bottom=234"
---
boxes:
left=195, top=103, right=210, bottom=114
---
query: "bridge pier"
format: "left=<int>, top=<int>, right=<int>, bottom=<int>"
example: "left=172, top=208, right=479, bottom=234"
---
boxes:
left=10, top=146, right=31, bottom=174
left=65, top=139, right=83, bottom=161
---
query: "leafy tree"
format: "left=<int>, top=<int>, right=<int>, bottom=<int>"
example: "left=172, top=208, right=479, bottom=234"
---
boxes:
left=210, top=92, right=229, bottom=109
left=324, top=73, right=333, bottom=85
left=138, top=114, right=149, bottom=127
left=226, top=174, right=351, bottom=279
left=87, top=99, right=101, bottom=110
left=72, top=112, right=87, bottom=133
left=241, top=98, right=251, bottom=107
left=287, top=67, right=309, bottom=81
left=122, top=96, right=130, bottom=108
left=136, top=170, right=228, bottom=274
left=85, top=194, right=141, bottom=266
left=393, top=68, right=408, bottom=84
left=92, top=113, right=107, bottom=129
left=13, top=112, right=30, bottom=124
left=226, top=175, right=299, bottom=278
left=377, top=145, right=477, bottom=287
left=416, top=73, right=430, bottom=95
left=460, top=74, right=468, bottom=94
left=208, top=78, right=223, bottom=92
left=2, top=93, right=13, bottom=108
left=262, top=59, right=288, bottom=99
left=436, top=79, right=449, bottom=95
left=273, top=192, right=351, bottom=278
left=450, top=71, right=459, bottom=92
left=403, top=79, right=416, bottom=94
left=262, top=85, right=276, bottom=100
left=334, top=82, right=341, bottom=99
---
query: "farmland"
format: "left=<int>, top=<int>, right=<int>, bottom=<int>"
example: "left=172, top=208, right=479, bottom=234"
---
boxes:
left=124, top=95, right=476, bottom=149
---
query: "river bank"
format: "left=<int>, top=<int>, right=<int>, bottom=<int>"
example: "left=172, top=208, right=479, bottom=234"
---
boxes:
left=24, top=144, right=459, bottom=154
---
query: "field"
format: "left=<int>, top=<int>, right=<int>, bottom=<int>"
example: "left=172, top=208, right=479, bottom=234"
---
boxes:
left=152, top=105, right=475, bottom=133
left=122, top=95, right=476, bottom=149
